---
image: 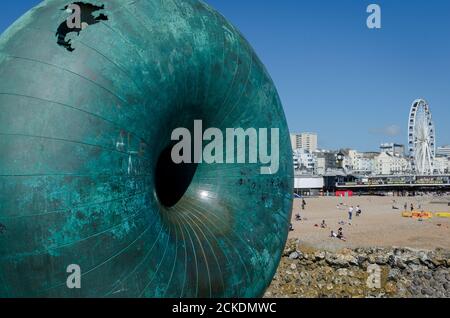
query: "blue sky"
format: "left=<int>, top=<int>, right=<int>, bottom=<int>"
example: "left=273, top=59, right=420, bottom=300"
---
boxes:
left=1, top=1, right=449, bottom=151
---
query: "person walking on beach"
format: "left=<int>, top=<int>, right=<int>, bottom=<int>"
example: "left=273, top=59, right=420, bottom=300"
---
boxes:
left=356, top=205, right=362, bottom=216
left=301, top=199, right=307, bottom=210
left=348, top=206, right=354, bottom=223
left=410, top=203, right=414, bottom=212
left=404, top=203, right=408, bottom=211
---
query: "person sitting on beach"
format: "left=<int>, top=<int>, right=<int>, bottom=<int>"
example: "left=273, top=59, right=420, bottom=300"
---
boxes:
left=321, top=220, right=327, bottom=228
left=392, top=200, right=399, bottom=210
left=330, top=230, right=337, bottom=238
left=289, top=223, right=294, bottom=232
left=295, top=213, right=302, bottom=221
left=337, top=227, right=346, bottom=241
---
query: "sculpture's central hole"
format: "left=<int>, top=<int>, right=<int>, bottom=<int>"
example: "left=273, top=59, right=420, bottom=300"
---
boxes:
left=155, top=143, right=198, bottom=208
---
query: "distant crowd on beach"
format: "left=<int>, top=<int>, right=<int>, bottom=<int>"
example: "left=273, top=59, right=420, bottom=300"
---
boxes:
left=288, top=194, right=446, bottom=244
left=290, top=199, right=364, bottom=242
left=391, top=200, right=424, bottom=212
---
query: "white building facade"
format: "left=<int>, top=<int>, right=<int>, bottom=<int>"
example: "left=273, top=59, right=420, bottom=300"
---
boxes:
left=293, top=148, right=317, bottom=173
left=341, top=150, right=377, bottom=175
left=437, top=146, right=450, bottom=158
left=375, top=152, right=410, bottom=175
left=433, top=156, right=450, bottom=174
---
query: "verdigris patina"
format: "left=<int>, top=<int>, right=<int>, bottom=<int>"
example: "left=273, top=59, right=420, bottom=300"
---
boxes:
left=0, top=0, right=293, bottom=297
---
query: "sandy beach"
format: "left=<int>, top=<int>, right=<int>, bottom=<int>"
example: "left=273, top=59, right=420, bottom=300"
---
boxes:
left=290, top=195, right=450, bottom=251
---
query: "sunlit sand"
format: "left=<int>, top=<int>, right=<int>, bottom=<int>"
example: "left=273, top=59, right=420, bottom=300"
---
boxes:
left=290, top=195, right=450, bottom=251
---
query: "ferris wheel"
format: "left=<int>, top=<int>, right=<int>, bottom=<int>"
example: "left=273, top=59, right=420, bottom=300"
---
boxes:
left=408, top=99, right=436, bottom=175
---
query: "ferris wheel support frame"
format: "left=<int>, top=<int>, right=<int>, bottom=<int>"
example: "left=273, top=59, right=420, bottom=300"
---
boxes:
left=408, top=99, right=436, bottom=175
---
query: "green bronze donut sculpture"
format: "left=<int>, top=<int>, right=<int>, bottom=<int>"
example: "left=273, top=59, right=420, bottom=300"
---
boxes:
left=0, top=0, right=293, bottom=297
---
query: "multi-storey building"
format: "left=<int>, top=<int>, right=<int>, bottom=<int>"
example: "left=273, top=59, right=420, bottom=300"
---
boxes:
left=293, top=148, right=316, bottom=173
left=434, top=156, right=450, bottom=174
left=341, top=150, right=378, bottom=175
left=375, top=152, right=410, bottom=175
left=315, top=149, right=339, bottom=175
left=380, top=143, right=405, bottom=157
left=290, top=132, right=318, bottom=153
left=437, top=146, right=450, bottom=158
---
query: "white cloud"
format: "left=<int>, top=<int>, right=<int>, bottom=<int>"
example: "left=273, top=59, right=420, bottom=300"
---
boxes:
left=368, top=125, right=401, bottom=137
